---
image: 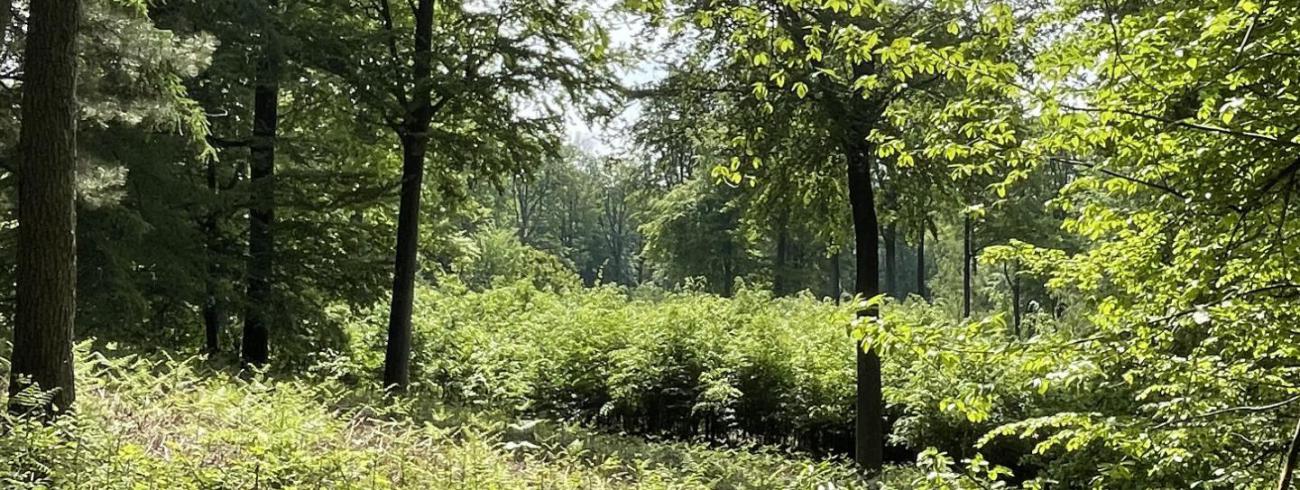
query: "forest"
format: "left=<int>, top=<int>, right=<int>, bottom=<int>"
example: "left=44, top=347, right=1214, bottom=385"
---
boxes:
left=1, top=0, right=1298, bottom=488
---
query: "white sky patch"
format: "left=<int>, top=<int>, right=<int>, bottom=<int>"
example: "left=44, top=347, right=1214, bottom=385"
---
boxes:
left=565, top=4, right=672, bottom=157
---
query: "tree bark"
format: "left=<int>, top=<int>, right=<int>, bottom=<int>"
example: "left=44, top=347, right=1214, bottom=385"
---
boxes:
left=1011, top=262, right=1022, bottom=337
left=883, top=224, right=897, bottom=299
left=203, top=158, right=223, bottom=353
left=241, top=0, right=282, bottom=366
left=384, top=135, right=427, bottom=389
left=1278, top=410, right=1300, bottom=490
left=962, top=213, right=973, bottom=318
left=846, top=135, right=882, bottom=472
left=9, top=0, right=81, bottom=415
left=830, top=250, right=842, bottom=304
left=773, top=218, right=790, bottom=296
left=916, top=220, right=927, bottom=301
left=383, top=0, right=436, bottom=390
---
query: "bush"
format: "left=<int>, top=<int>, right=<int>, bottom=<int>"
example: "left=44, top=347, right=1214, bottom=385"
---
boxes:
left=452, top=227, right=582, bottom=292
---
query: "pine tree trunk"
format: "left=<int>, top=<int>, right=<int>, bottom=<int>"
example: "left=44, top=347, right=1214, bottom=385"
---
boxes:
left=382, top=0, right=436, bottom=390
left=847, top=137, right=882, bottom=472
left=9, top=0, right=81, bottom=415
left=242, top=0, right=281, bottom=366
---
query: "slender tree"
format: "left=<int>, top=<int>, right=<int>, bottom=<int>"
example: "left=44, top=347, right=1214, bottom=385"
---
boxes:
left=962, top=213, right=973, bottom=318
left=916, top=220, right=927, bottom=300
left=9, top=0, right=82, bottom=415
left=843, top=113, right=883, bottom=469
left=242, top=0, right=282, bottom=366
left=203, top=158, right=224, bottom=353
left=883, top=224, right=897, bottom=298
left=380, top=0, right=437, bottom=389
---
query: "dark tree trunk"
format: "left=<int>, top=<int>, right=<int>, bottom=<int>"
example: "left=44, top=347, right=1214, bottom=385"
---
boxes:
left=773, top=219, right=790, bottom=296
left=203, top=158, right=223, bottom=354
left=382, top=0, right=436, bottom=390
left=241, top=0, right=281, bottom=366
left=383, top=135, right=427, bottom=389
left=514, top=176, right=530, bottom=243
left=883, top=224, right=897, bottom=298
left=830, top=250, right=842, bottom=303
left=916, top=220, right=927, bottom=300
left=846, top=137, right=882, bottom=472
left=1279, top=410, right=1300, bottom=490
left=962, top=214, right=973, bottom=318
left=601, top=190, right=627, bottom=285
left=9, top=0, right=81, bottom=415
left=720, top=236, right=733, bottom=296
left=1011, top=263, right=1022, bottom=337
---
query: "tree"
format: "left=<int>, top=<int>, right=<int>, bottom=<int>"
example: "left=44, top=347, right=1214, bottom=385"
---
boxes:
left=241, top=0, right=282, bottom=366
left=653, top=0, right=1021, bottom=470
left=9, top=0, right=82, bottom=415
left=294, top=0, right=613, bottom=389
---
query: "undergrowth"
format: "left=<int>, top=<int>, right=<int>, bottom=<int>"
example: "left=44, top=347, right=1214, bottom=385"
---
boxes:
left=0, top=345, right=888, bottom=489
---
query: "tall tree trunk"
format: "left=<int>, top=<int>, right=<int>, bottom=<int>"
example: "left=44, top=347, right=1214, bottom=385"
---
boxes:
left=962, top=213, right=973, bottom=318
left=847, top=138, right=882, bottom=472
left=830, top=250, right=842, bottom=304
left=916, top=220, right=927, bottom=301
left=9, top=0, right=81, bottom=415
left=382, top=0, right=436, bottom=390
left=883, top=224, right=897, bottom=298
left=241, top=0, right=281, bottom=366
left=1278, top=410, right=1300, bottom=490
left=773, top=218, right=790, bottom=296
left=384, top=134, right=427, bottom=389
left=514, top=176, right=529, bottom=243
left=203, top=159, right=223, bottom=353
left=1011, top=263, right=1022, bottom=337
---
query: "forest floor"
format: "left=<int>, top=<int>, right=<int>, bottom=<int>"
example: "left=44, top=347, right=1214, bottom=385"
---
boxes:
left=2, top=349, right=885, bottom=489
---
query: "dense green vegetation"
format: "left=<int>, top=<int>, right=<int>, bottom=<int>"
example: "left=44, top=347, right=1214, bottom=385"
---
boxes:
left=1, top=347, right=877, bottom=489
left=4, top=0, right=1300, bottom=487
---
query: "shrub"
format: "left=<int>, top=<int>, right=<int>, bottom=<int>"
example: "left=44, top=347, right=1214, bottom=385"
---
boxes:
left=452, top=227, right=582, bottom=292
